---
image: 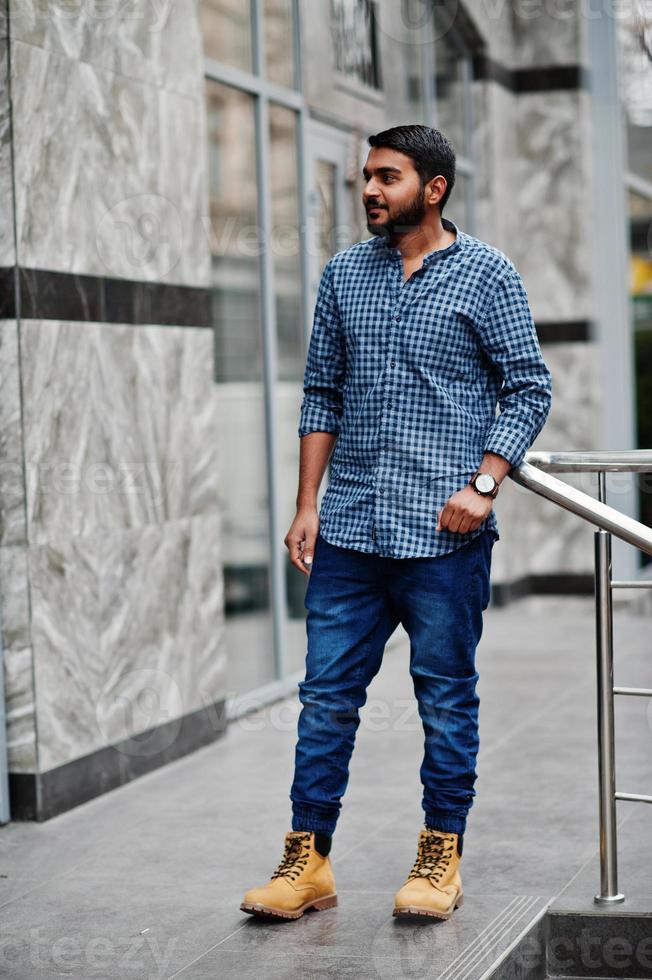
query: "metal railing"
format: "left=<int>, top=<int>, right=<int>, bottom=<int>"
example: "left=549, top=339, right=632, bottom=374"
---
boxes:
left=510, top=450, right=652, bottom=904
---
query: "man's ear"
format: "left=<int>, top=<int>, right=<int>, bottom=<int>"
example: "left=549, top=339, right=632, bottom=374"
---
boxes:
left=427, top=175, right=447, bottom=207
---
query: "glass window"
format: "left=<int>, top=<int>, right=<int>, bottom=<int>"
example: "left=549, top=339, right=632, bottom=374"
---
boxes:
left=331, top=0, right=382, bottom=90
left=269, top=103, right=309, bottom=671
left=315, top=159, right=337, bottom=273
left=201, top=0, right=252, bottom=72
left=269, top=104, right=303, bottom=383
left=206, top=79, right=277, bottom=695
left=264, top=0, right=295, bottom=88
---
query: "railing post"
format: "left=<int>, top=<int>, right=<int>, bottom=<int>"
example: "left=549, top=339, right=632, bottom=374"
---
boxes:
left=511, top=454, right=652, bottom=904
left=594, top=528, right=624, bottom=904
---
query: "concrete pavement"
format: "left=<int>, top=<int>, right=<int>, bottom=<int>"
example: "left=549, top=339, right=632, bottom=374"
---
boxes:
left=0, top=594, right=650, bottom=979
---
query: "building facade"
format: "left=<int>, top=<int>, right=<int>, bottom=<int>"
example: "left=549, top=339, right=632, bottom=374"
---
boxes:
left=0, top=0, right=649, bottom=820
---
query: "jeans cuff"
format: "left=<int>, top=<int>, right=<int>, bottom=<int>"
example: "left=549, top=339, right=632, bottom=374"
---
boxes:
left=291, top=807, right=337, bottom=836
left=424, top=811, right=467, bottom=836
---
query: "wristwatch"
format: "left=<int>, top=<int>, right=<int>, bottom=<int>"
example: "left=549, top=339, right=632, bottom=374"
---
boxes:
left=469, top=471, right=499, bottom=499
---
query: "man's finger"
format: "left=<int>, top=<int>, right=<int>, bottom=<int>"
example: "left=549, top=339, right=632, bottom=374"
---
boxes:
left=302, top=530, right=318, bottom=569
left=448, top=511, right=464, bottom=533
left=438, top=503, right=452, bottom=530
left=286, top=534, right=310, bottom=576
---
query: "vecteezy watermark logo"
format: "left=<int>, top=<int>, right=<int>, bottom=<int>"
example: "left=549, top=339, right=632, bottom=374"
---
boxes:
left=22, top=458, right=185, bottom=512
left=371, top=895, right=545, bottom=980
left=374, top=0, right=459, bottom=46
left=96, top=194, right=183, bottom=280
left=0, top=928, right=179, bottom=976
left=95, top=668, right=184, bottom=757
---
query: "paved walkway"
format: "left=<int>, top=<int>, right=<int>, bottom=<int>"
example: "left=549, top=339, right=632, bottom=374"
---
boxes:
left=0, top=595, right=650, bottom=979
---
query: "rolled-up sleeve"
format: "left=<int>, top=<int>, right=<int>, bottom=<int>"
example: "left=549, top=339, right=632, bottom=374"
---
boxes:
left=298, top=259, right=347, bottom=438
left=476, top=269, right=553, bottom=468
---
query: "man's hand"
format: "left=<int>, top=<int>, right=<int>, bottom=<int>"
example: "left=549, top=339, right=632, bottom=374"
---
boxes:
left=285, top=505, right=320, bottom=576
left=436, top=485, right=494, bottom=534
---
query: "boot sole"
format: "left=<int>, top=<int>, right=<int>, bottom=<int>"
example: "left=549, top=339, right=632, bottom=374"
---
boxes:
left=393, top=892, right=464, bottom=921
left=240, top=893, right=338, bottom=920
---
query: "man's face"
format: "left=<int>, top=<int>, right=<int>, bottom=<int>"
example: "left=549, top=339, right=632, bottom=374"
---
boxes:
left=362, top=147, right=427, bottom=238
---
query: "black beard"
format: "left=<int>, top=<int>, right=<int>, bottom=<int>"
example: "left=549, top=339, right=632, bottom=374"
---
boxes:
left=367, top=185, right=427, bottom=240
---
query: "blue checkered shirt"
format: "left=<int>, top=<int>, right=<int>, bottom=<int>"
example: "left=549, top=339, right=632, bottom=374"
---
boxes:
left=298, top=218, right=552, bottom=558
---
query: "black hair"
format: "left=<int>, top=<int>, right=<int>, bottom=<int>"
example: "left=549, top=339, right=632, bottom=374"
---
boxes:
left=367, top=125, right=456, bottom=213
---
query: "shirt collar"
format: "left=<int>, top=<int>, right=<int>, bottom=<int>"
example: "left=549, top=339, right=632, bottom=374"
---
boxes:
left=371, top=217, right=464, bottom=265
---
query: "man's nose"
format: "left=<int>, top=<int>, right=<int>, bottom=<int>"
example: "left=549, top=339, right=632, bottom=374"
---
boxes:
left=363, top=181, right=382, bottom=204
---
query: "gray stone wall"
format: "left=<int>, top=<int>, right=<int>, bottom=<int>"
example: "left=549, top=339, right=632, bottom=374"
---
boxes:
left=0, top=0, right=226, bottom=794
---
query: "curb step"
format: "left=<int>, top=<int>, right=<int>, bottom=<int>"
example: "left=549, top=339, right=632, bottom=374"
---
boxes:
left=484, top=908, right=652, bottom=980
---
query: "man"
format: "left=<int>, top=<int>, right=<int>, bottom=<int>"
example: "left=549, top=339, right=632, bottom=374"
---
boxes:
left=241, top=125, right=552, bottom=921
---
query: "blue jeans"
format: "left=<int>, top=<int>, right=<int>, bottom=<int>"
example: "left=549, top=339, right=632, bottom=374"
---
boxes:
left=289, top=529, right=496, bottom=837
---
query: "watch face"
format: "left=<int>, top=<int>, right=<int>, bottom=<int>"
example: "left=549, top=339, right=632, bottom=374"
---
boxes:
left=475, top=473, right=495, bottom=493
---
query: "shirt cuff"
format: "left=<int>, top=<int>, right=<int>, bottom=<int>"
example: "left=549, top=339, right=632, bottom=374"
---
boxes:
left=484, top=423, right=532, bottom=469
left=298, top=401, right=342, bottom=437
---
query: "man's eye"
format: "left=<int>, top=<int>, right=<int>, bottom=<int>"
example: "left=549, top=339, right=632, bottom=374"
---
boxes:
left=383, top=176, right=395, bottom=182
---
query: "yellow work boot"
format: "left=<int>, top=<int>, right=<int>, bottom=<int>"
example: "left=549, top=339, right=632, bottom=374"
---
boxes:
left=393, top=829, right=464, bottom=920
left=240, top=830, right=337, bottom=920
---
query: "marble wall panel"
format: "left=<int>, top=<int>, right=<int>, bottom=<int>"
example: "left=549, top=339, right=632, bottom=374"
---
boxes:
left=0, top=319, right=31, bottom=775
left=0, top=544, right=37, bottom=771
left=0, top=321, right=27, bottom=548
left=511, top=0, right=585, bottom=68
left=0, top=304, right=35, bottom=772
left=3, top=645, right=37, bottom=772
left=466, top=0, right=586, bottom=68
left=0, top=544, right=30, bottom=657
left=0, top=41, right=15, bottom=268
left=472, top=81, right=520, bottom=252
left=19, top=319, right=220, bottom=544
left=9, top=0, right=203, bottom=98
left=10, top=37, right=210, bottom=286
left=465, top=0, right=516, bottom=66
left=29, top=512, right=227, bottom=773
left=491, top=342, right=601, bottom=584
left=511, top=89, right=593, bottom=323
left=157, top=85, right=210, bottom=289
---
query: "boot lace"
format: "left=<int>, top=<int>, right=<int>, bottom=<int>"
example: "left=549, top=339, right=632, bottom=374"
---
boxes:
left=270, top=833, right=311, bottom=881
left=407, top=832, right=455, bottom=884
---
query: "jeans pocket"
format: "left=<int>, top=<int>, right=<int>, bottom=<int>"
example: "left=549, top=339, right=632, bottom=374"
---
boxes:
left=474, top=531, right=493, bottom=611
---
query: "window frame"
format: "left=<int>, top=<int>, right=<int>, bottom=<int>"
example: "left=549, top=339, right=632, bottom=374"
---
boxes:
left=204, top=0, right=310, bottom=692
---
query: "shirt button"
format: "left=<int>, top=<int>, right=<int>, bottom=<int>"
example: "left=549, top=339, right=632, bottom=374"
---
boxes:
left=379, top=487, right=385, bottom=494
left=390, top=360, right=396, bottom=367
left=387, top=400, right=392, bottom=407
left=395, top=314, right=401, bottom=322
